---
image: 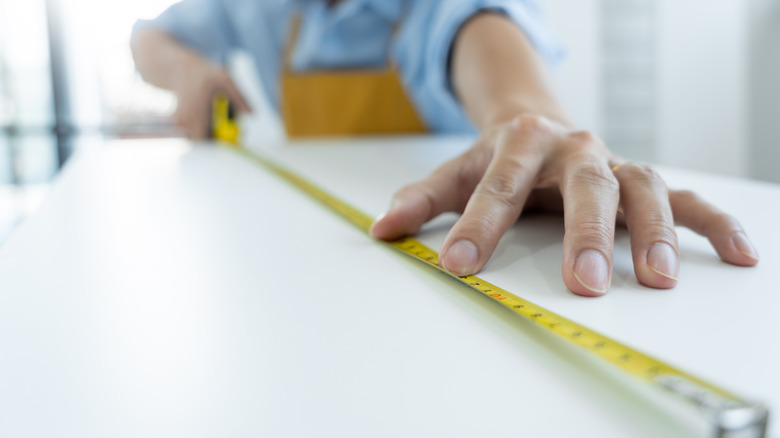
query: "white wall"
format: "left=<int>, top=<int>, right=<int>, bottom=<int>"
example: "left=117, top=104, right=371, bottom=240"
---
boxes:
left=655, top=0, right=749, bottom=177
left=544, top=0, right=764, bottom=179
left=542, top=0, right=603, bottom=134
left=748, top=0, right=780, bottom=183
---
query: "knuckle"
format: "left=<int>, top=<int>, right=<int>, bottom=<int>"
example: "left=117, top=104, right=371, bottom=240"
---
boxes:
left=475, top=173, right=521, bottom=206
left=560, top=131, right=608, bottom=159
left=641, top=212, right=676, bottom=238
left=458, top=213, right=502, bottom=240
left=568, top=130, right=601, bottom=145
left=571, top=216, right=614, bottom=248
left=512, top=114, right=553, bottom=136
left=623, top=163, right=666, bottom=187
left=570, top=162, right=620, bottom=194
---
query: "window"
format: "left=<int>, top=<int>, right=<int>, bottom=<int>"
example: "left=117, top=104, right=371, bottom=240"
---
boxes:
left=0, top=0, right=178, bottom=245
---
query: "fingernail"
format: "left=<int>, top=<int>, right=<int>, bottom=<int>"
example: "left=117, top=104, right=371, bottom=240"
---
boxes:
left=441, top=240, right=479, bottom=276
left=732, top=232, right=759, bottom=261
left=646, top=242, right=679, bottom=280
left=573, top=250, right=610, bottom=295
left=368, top=212, right=386, bottom=235
left=369, top=198, right=405, bottom=236
left=389, top=196, right=405, bottom=211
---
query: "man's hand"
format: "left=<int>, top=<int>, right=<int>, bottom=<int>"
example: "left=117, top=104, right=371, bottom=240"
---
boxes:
left=370, top=115, right=758, bottom=296
left=367, top=12, right=759, bottom=296
left=132, top=29, right=251, bottom=139
left=169, top=60, right=251, bottom=139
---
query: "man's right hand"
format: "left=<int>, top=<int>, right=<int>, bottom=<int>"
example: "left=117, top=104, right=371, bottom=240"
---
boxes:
left=170, top=59, right=251, bottom=139
left=132, top=29, right=252, bottom=139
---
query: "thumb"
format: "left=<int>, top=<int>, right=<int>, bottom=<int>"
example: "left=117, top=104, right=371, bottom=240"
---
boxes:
left=222, top=76, right=253, bottom=114
left=370, top=154, right=482, bottom=240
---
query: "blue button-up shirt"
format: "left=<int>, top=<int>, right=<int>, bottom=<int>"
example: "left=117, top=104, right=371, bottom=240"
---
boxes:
left=133, top=0, right=562, bottom=134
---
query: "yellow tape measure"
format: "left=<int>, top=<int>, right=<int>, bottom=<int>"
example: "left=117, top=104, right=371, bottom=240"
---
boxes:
left=212, top=107, right=769, bottom=438
left=212, top=96, right=240, bottom=144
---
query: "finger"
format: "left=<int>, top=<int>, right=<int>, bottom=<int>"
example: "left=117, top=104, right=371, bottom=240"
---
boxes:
left=560, top=149, right=620, bottom=296
left=609, top=160, right=626, bottom=216
left=369, top=148, right=489, bottom=240
left=614, top=163, right=679, bottom=289
left=222, top=76, right=253, bottom=114
left=173, top=106, right=209, bottom=140
left=438, top=119, right=549, bottom=276
left=188, top=107, right=210, bottom=140
left=669, top=190, right=759, bottom=266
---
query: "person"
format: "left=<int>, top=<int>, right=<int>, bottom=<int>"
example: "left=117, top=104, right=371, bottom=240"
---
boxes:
left=131, top=0, right=758, bottom=297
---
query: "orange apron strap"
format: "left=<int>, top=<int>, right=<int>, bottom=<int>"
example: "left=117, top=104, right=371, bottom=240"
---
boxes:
left=282, top=14, right=303, bottom=73
left=280, top=9, right=427, bottom=137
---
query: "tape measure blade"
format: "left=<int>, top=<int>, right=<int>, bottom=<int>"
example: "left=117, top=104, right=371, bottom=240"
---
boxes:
left=225, top=144, right=768, bottom=436
left=389, top=236, right=742, bottom=401
left=235, top=146, right=375, bottom=232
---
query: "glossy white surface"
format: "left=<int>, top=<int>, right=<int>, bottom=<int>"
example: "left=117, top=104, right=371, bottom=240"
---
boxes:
left=0, top=136, right=777, bottom=437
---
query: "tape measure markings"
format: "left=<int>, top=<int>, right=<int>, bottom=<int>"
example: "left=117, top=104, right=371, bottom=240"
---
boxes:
left=221, top=141, right=769, bottom=436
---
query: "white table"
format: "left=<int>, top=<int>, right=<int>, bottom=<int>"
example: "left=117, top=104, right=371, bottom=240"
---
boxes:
left=1, top=136, right=777, bottom=437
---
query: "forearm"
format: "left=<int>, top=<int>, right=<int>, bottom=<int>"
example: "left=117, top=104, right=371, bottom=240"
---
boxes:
left=451, top=12, right=572, bottom=129
left=131, top=29, right=210, bottom=91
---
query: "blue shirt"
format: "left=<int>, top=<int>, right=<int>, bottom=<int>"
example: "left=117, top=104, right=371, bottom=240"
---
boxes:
left=133, top=0, right=562, bottom=134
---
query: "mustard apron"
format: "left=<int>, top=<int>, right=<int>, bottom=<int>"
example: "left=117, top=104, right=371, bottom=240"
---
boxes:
left=280, top=14, right=427, bottom=137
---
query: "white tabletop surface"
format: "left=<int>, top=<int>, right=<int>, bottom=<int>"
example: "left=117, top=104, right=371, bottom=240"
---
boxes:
left=0, top=136, right=777, bottom=438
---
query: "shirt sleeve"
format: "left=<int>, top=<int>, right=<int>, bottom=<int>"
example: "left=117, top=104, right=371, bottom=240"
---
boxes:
left=131, top=0, right=240, bottom=65
left=398, top=0, right=564, bottom=134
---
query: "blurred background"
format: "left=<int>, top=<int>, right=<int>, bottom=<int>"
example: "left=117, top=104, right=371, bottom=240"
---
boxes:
left=1, top=0, right=779, bottom=245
